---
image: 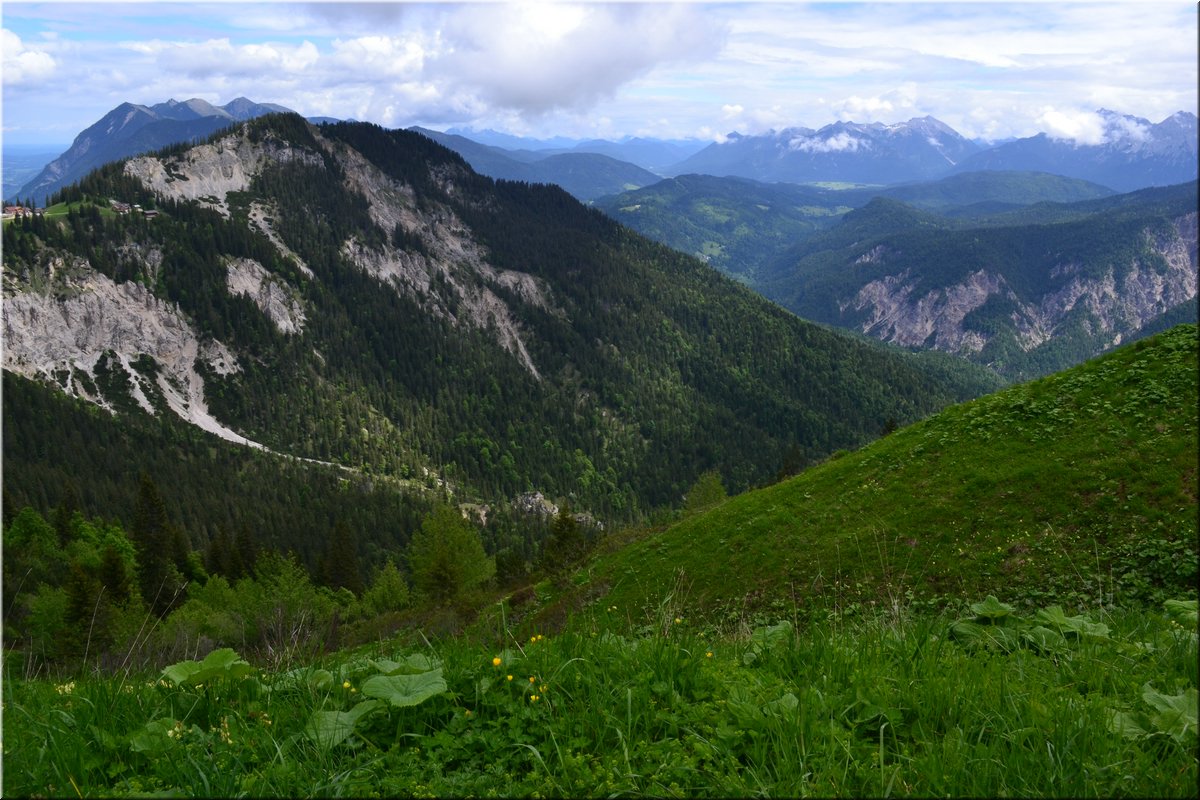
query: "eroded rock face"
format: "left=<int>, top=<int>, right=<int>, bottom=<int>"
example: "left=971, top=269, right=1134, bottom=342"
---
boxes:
left=124, top=120, right=554, bottom=379
left=2, top=254, right=258, bottom=447
left=225, top=257, right=306, bottom=335
left=845, top=212, right=1198, bottom=357
left=125, top=133, right=324, bottom=216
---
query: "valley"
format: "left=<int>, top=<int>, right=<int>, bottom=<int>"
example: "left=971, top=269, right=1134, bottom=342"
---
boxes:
left=3, top=108, right=1196, bottom=798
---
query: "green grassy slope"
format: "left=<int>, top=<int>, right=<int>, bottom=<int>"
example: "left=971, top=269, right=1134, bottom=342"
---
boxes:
left=576, top=324, right=1198, bottom=623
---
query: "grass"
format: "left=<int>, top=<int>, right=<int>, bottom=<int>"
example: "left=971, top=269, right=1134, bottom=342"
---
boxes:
left=4, top=598, right=1195, bottom=797
left=571, top=324, right=1198, bottom=625
left=4, top=326, right=1195, bottom=797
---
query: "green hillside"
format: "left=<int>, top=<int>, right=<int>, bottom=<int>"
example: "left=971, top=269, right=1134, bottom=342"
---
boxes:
left=570, top=324, right=1199, bottom=624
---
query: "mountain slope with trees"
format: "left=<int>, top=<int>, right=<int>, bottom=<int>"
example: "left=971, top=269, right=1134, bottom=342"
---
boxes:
left=569, top=324, right=1199, bottom=622
left=2, top=114, right=1001, bottom=576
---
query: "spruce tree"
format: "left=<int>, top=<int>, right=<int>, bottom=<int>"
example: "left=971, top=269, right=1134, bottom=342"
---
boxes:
left=131, top=474, right=178, bottom=615
left=322, top=519, right=364, bottom=596
left=407, top=503, right=494, bottom=604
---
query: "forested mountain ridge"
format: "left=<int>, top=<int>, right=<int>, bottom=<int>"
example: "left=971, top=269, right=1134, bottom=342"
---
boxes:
left=14, top=97, right=294, bottom=206
left=571, top=323, right=1199, bottom=622
left=592, top=170, right=1115, bottom=283
left=2, top=113, right=1002, bottom=536
left=759, top=183, right=1198, bottom=380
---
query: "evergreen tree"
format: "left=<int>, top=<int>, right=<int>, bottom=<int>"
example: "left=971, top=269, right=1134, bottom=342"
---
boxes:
left=543, top=506, right=584, bottom=575
left=322, top=519, right=364, bottom=596
left=131, top=474, right=180, bottom=615
left=407, top=503, right=494, bottom=604
left=360, top=557, right=410, bottom=616
left=64, top=559, right=110, bottom=657
left=98, top=543, right=133, bottom=605
left=684, top=470, right=727, bottom=514
left=52, top=482, right=81, bottom=546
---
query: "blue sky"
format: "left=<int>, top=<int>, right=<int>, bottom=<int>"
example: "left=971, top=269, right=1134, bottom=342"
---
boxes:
left=3, top=1, right=1197, bottom=146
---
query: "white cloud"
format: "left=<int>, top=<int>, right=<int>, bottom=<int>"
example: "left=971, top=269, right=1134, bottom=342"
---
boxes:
left=1038, top=108, right=1109, bottom=146
left=789, top=132, right=866, bottom=154
left=2, top=29, right=57, bottom=85
left=429, top=4, right=726, bottom=116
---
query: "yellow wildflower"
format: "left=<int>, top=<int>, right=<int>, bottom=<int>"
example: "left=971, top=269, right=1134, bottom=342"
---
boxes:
left=343, top=681, right=352, bottom=689
left=506, top=675, right=514, bottom=681
left=493, top=656, right=502, bottom=666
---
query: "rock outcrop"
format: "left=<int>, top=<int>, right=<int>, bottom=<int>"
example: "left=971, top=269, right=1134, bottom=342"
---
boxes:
left=845, top=212, right=1198, bottom=357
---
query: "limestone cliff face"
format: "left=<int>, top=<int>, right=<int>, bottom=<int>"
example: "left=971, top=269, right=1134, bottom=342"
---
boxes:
left=124, top=121, right=553, bottom=378
left=125, top=133, right=324, bottom=217
left=844, top=211, right=1197, bottom=358
left=2, top=253, right=258, bottom=447
left=225, top=257, right=306, bottom=335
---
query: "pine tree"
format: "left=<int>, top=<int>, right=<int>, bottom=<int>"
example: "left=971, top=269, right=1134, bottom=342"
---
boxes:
left=322, top=519, right=364, bottom=596
left=131, top=474, right=178, bottom=615
left=407, top=503, right=494, bottom=604
left=98, top=543, right=132, bottom=605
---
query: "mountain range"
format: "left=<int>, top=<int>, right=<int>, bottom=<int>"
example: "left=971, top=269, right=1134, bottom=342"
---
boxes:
left=2, top=114, right=1001, bottom=555
left=408, top=127, right=664, bottom=201
left=12, top=103, right=1197, bottom=208
left=14, top=98, right=293, bottom=204
left=950, top=110, right=1199, bottom=192
left=758, top=183, right=1198, bottom=380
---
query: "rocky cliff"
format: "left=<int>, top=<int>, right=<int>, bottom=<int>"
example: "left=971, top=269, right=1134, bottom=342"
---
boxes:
left=844, top=212, right=1197, bottom=357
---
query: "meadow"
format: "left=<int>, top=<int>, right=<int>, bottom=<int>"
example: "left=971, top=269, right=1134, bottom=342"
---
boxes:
left=4, top=596, right=1196, bottom=797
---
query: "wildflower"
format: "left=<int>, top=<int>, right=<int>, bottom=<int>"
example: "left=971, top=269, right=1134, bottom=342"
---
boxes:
left=674, top=617, right=682, bottom=624
left=540, top=685, right=548, bottom=693
left=506, top=675, right=514, bottom=681
left=530, top=695, right=539, bottom=703
left=350, top=687, right=358, bottom=694
left=529, top=676, right=536, bottom=683
left=492, top=656, right=502, bottom=666
left=219, top=716, right=233, bottom=745
left=465, top=710, right=473, bottom=718
left=343, top=681, right=352, bottom=689
left=54, top=682, right=75, bottom=695
left=706, top=651, right=714, bottom=658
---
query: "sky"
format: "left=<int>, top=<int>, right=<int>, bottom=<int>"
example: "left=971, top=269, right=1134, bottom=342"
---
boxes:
left=2, top=1, right=1197, bottom=147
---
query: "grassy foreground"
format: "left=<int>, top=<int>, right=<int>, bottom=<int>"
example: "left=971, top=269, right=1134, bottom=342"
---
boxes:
left=4, top=598, right=1196, bottom=797
left=578, top=324, right=1198, bottom=624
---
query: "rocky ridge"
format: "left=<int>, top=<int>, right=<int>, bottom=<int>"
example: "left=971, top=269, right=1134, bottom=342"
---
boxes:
left=844, top=211, right=1198, bottom=355
left=126, top=121, right=552, bottom=377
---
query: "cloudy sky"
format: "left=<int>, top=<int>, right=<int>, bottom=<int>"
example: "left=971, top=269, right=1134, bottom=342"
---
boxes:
left=3, top=1, right=1197, bottom=146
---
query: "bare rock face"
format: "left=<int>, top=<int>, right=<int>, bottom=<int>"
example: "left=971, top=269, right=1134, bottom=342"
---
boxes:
left=2, top=253, right=260, bottom=448
left=125, top=132, right=324, bottom=216
left=225, top=257, right=306, bottom=334
left=845, top=212, right=1198, bottom=357
left=125, top=120, right=554, bottom=379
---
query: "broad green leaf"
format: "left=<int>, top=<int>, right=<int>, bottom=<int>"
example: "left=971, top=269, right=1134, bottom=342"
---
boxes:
left=161, top=648, right=252, bottom=686
left=1142, top=684, right=1198, bottom=742
left=361, top=669, right=447, bottom=707
left=272, top=667, right=336, bottom=694
left=1164, top=599, right=1199, bottom=627
left=1022, top=625, right=1067, bottom=653
left=129, top=718, right=179, bottom=755
left=969, top=595, right=1014, bottom=622
left=949, top=620, right=986, bottom=643
left=1107, top=709, right=1152, bottom=739
left=764, top=692, right=800, bottom=717
left=304, top=699, right=382, bottom=750
left=1034, top=605, right=1078, bottom=631
left=370, top=653, right=443, bottom=676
